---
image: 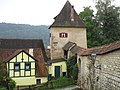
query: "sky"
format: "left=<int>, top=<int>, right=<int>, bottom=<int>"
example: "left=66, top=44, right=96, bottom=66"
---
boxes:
left=0, top=0, right=120, bottom=25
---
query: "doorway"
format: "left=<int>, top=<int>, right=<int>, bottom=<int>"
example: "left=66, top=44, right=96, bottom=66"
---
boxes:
left=55, top=66, right=60, bottom=78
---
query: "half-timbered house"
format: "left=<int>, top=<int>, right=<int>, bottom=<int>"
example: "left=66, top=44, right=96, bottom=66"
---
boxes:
left=0, top=39, right=48, bottom=86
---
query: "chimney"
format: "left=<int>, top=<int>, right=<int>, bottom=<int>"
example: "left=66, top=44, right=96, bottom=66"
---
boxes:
left=29, top=48, right=33, bottom=56
left=71, top=5, right=74, bottom=21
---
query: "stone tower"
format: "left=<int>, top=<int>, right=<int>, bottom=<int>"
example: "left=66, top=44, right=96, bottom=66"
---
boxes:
left=49, top=1, right=87, bottom=59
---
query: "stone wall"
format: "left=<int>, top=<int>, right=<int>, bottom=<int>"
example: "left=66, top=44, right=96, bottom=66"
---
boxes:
left=50, top=27, right=87, bottom=59
left=78, top=49, right=120, bottom=90
left=77, top=56, right=89, bottom=90
left=95, top=49, right=120, bottom=90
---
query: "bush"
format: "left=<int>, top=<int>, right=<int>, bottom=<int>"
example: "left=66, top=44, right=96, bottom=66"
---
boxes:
left=7, top=78, right=16, bottom=89
left=48, top=77, right=73, bottom=89
left=72, top=64, right=78, bottom=81
left=38, top=77, right=73, bottom=90
left=37, top=82, right=49, bottom=90
left=0, top=86, right=7, bottom=90
left=67, top=56, right=78, bottom=82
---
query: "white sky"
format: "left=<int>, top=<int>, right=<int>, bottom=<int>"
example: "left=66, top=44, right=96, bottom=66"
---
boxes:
left=0, top=0, right=119, bottom=25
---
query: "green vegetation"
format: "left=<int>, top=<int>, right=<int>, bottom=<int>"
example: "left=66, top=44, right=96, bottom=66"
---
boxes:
left=80, top=0, right=120, bottom=47
left=0, top=86, right=7, bottom=90
left=67, top=56, right=78, bottom=82
left=7, top=78, right=16, bottom=90
left=38, top=77, right=73, bottom=90
left=80, top=7, right=100, bottom=48
left=0, top=62, right=16, bottom=90
left=0, top=77, right=16, bottom=90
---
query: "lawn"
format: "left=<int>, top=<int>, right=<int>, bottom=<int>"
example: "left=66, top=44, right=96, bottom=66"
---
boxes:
left=36, top=77, right=74, bottom=90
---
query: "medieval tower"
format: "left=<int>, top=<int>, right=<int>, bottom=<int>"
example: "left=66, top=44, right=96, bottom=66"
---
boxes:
left=49, top=1, right=87, bottom=59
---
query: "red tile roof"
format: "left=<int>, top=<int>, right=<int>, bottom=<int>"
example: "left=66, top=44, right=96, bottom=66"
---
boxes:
left=78, top=40, right=120, bottom=56
left=34, top=48, right=48, bottom=77
left=0, top=48, right=48, bottom=77
left=0, top=39, right=48, bottom=77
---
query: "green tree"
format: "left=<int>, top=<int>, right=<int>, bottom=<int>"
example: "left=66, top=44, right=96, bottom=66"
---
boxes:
left=0, top=56, right=7, bottom=87
left=95, top=0, right=120, bottom=45
left=80, top=7, right=100, bottom=47
left=80, top=0, right=120, bottom=47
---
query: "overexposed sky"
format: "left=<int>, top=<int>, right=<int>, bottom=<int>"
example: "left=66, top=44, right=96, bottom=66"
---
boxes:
left=0, top=0, right=119, bottom=25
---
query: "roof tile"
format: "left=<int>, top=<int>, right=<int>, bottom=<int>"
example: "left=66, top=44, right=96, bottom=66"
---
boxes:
left=50, top=1, right=85, bottom=28
left=78, top=40, right=120, bottom=56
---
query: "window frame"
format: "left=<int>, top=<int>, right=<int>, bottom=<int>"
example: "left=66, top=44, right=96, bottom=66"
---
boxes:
left=59, top=32, right=68, bottom=38
left=14, top=62, right=20, bottom=72
left=25, top=62, right=31, bottom=71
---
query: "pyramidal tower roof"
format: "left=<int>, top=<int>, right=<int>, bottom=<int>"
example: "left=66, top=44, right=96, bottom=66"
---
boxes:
left=50, top=0, right=85, bottom=28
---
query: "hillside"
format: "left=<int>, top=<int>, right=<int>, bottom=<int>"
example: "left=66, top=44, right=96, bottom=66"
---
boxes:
left=0, top=23, right=50, bottom=47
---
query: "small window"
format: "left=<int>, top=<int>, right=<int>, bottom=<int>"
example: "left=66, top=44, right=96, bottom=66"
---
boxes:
left=25, top=62, right=31, bottom=71
left=14, top=63, right=20, bottom=72
left=36, top=79, right=41, bottom=84
left=59, top=33, right=68, bottom=38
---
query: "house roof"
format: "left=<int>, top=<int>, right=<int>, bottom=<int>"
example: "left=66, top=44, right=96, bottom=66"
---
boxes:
left=78, top=40, right=120, bottom=56
left=70, top=45, right=84, bottom=54
left=2, top=50, right=37, bottom=63
left=0, top=39, right=43, bottom=49
left=46, top=58, right=66, bottom=65
left=63, top=41, right=76, bottom=51
left=49, top=1, right=85, bottom=28
left=0, top=48, right=48, bottom=77
left=33, top=48, right=48, bottom=77
left=0, top=39, right=47, bottom=62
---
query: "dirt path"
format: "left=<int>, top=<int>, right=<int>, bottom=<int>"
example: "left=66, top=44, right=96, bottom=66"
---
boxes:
left=51, top=85, right=81, bottom=90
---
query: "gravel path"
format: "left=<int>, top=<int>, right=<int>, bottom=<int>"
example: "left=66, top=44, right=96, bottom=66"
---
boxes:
left=52, top=85, right=80, bottom=90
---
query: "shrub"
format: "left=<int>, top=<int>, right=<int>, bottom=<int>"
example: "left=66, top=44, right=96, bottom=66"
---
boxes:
left=0, top=86, right=7, bottom=90
left=38, top=77, right=73, bottom=90
left=49, top=77, right=73, bottom=89
left=37, top=82, right=49, bottom=90
left=7, top=78, right=16, bottom=89
left=67, top=56, right=78, bottom=82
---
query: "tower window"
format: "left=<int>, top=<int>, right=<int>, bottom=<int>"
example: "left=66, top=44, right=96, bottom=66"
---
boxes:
left=59, top=33, right=68, bottom=38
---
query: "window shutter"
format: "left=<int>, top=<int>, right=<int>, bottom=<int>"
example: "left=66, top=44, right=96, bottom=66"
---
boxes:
left=65, top=33, right=68, bottom=37
left=59, top=33, right=62, bottom=37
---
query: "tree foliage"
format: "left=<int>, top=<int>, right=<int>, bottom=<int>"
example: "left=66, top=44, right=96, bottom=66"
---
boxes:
left=95, top=0, right=120, bottom=45
left=80, top=7, right=100, bottom=48
left=80, top=0, right=120, bottom=47
left=0, top=55, right=16, bottom=90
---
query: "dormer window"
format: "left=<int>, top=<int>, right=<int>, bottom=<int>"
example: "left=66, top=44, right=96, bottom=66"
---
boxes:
left=59, top=33, right=68, bottom=38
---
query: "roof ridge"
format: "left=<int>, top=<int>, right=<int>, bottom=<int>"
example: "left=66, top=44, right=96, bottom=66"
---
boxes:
left=49, top=0, right=85, bottom=28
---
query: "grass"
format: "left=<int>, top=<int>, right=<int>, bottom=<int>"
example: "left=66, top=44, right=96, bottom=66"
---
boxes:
left=0, top=86, right=7, bottom=90
left=37, top=77, right=74, bottom=90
